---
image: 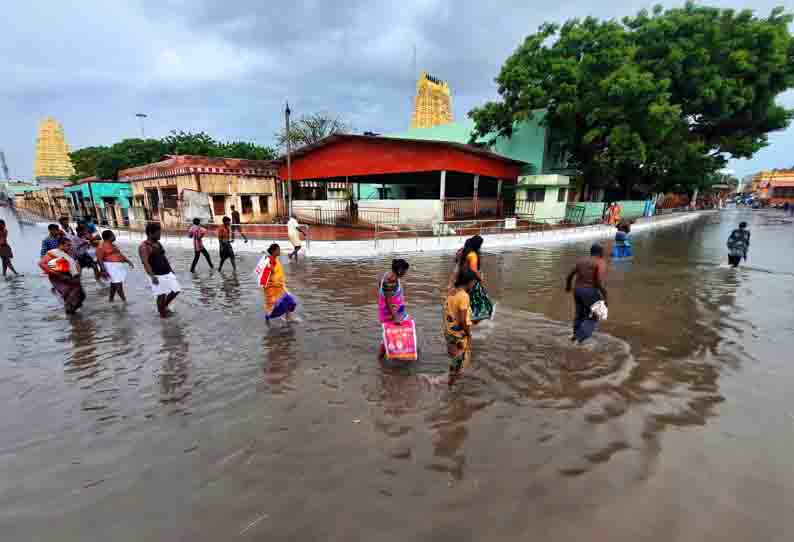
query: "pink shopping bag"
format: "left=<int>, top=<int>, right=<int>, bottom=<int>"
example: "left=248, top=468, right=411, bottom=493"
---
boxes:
left=382, top=319, right=418, bottom=361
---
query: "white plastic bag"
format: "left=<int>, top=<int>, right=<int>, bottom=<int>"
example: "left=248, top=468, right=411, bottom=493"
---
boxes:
left=589, top=300, right=608, bottom=321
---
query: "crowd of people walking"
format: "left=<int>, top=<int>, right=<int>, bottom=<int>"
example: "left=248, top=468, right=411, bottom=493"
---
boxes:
left=0, top=209, right=755, bottom=387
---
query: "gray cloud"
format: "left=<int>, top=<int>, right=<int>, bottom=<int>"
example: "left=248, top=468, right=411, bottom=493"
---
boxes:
left=2, top=0, right=792, bottom=179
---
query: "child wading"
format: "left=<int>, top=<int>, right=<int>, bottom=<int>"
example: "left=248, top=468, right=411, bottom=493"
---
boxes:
left=96, top=229, right=134, bottom=302
left=445, top=269, right=477, bottom=386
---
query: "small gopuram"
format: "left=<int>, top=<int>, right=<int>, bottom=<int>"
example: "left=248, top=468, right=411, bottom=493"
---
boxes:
left=34, top=117, right=75, bottom=187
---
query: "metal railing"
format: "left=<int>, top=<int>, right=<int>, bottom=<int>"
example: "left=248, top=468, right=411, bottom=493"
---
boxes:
left=292, top=201, right=400, bottom=227
left=442, top=198, right=504, bottom=220
left=373, top=209, right=705, bottom=250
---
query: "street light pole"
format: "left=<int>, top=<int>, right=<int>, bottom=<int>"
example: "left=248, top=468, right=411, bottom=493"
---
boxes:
left=135, top=113, right=148, bottom=138
left=285, top=102, right=293, bottom=218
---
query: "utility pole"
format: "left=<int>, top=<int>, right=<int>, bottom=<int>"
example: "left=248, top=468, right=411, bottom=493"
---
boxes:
left=135, top=113, right=148, bottom=138
left=285, top=102, right=293, bottom=217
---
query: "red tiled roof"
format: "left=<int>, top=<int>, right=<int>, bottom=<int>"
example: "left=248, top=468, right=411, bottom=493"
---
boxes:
left=118, top=155, right=278, bottom=182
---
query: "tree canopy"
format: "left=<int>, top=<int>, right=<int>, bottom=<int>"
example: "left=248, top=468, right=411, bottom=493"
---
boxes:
left=275, top=112, right=350, bottom=151
left=469, top=2, right=794, bottom=196
left=70, top=131, right=277, bottom=180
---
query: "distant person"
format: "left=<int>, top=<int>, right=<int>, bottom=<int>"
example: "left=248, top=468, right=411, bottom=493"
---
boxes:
left=41, top=224, right=62, bottom=256
left=565, top=243, right=609, bottom=344
left=445, top=269, right=477, bottom=387
left=457, top=235, right=494, bottom=322
left=72, top=224, right=102, bottom=282
left=230, top=205, right=248, bottom=243
left=188, top=218, right=214, bottom=273
left=287, top=216, right=307, bottom=260
left=256, top=243, right=297, bottom=324
left=377, top=259, right=410, bottom=360
left=96, top=230, right=134, bottom=302
left=726, top=221, right=751, bottom=268
left=84, top=216, right=98, bottom=235
left=58, top=216, right=76, bottom=238
left=38, top=235, right=85, bottom=315
left=217, top=216, right=236, bottom=272
left=612, top=221, right=633, bottom=258
left=0, top=219, right=20, bottom=277
left=139, top=222, right=181, bottom=318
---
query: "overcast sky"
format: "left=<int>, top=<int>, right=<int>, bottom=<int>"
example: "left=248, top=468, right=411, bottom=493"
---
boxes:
left=2, top=0, right=792, bottom=180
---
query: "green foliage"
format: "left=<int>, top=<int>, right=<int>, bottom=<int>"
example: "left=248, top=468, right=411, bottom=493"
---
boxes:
left=69, top=131, right=276, bottom=180
left=470, top=2, right=794, bottom=195
left=69, top=146, right=110, bottom=180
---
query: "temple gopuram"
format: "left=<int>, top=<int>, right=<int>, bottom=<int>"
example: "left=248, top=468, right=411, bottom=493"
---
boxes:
left=34, top=117, right=75, bottom=187
left=410, top=71, right=453, bottom=129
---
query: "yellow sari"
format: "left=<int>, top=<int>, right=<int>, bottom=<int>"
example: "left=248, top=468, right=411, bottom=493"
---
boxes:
left=263, top=256, right=286, bottom=313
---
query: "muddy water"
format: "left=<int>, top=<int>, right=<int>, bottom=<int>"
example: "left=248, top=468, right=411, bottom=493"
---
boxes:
left=1, top=208, right=793, bottom=541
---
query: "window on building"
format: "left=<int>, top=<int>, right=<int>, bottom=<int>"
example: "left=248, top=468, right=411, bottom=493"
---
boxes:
left=259, top=195, right=271, bottom=214
left=525, top=188, right=546, bottom=202
left=212, top=195, right=226, bottom=216
left=240, top=195, right=254, bottom=214
left=146, top=189, right=160, bottom=212
left=161, top=187, right=179, bottom=209
left=557, top=188, right=567, bottom=202
left=774, top=186, right=794, bottom=198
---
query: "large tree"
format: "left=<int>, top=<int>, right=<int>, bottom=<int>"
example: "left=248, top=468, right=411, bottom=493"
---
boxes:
left=70, top=131, right=276, bottom=180
left=275, top=112, right=350, bottom=151
left=470, top=3, right=794, bottom=196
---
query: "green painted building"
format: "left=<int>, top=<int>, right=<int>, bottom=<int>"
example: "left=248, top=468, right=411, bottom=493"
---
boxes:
left=64, top=177, right=133, bottom=225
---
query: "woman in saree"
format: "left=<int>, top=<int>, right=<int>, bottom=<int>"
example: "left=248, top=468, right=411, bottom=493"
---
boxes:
left=38, top=236, right=86, bottom=315
left=257, top=243, right=297, bottom=323
left=456, top=235, right=494, bottom=323
left=377, top=258, right=410, bottom=360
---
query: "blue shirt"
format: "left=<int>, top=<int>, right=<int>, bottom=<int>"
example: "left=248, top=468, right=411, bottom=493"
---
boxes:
left=41, top=236, right=60, bottom=256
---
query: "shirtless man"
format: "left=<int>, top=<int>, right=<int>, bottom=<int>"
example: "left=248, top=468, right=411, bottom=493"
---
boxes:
left=565, top=243, right=608, bottom=343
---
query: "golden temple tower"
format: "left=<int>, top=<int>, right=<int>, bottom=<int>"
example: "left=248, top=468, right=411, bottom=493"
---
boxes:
left=410, top=71, right=453, bottom=129
left=34, top=117, right=75, bottom=183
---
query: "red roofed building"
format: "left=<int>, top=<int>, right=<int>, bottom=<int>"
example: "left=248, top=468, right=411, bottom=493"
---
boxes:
left=119, top=155, right=279, bottom=227
left=277, top=134, right=524, bottom=225
left=753, top=170, right=794, bottom=205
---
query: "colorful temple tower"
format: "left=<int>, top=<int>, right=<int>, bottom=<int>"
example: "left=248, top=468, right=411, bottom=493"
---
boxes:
left=34, top=117, right=75, bottom=187
left=410, top=72, right=453, bottom=129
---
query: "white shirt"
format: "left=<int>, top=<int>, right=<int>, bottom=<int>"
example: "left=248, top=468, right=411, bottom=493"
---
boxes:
left=287, top=218, right=302, bottom=245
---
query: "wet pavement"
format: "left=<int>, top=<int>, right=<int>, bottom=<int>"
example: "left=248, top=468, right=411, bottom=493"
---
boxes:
left=1, top=207, right=793, bottom=541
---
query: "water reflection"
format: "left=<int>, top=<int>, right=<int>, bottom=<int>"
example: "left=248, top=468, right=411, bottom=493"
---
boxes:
left=261, top=326, right=299, bottom=394
left=160, top=320, right=190, bottom=404
left=3, top=206, right=794, bottom=540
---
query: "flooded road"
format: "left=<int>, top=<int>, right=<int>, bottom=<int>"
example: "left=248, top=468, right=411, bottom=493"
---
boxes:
left=1, top=207, right=793, bottom=541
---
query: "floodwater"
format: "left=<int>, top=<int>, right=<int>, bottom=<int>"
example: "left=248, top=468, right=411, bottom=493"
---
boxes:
left=1, top=207, right=793, bottom=541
